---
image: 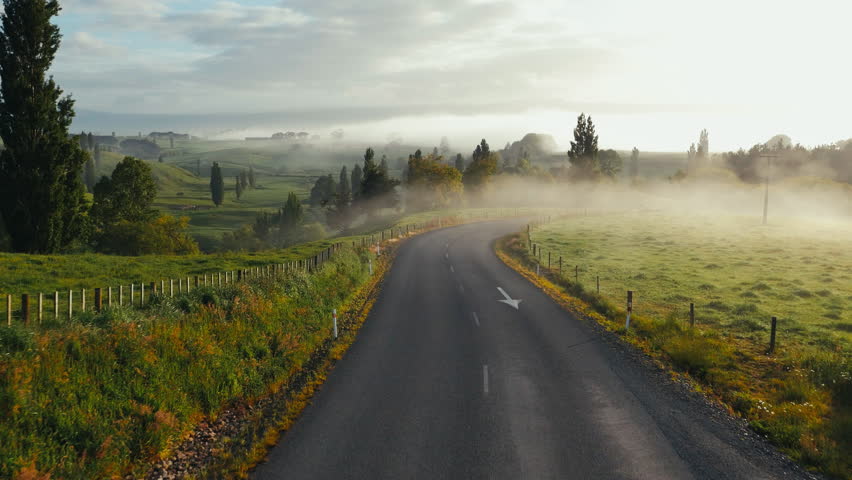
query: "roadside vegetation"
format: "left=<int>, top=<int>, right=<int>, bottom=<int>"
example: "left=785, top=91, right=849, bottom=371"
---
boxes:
left=499, top=213, right=851, bottom=478
left=0, top=246, right=372, bottom=479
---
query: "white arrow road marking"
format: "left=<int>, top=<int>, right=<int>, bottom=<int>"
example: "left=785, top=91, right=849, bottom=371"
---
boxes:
left=497, top=287, right=522, bottom=310
left=483, top=365, right=489, bottom=394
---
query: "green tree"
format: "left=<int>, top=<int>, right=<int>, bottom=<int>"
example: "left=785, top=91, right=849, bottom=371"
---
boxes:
left=281, top=191, right=303, bottom=227
left=567, top=113, right=599, bottom=180
left=79, top=130, right=88, bottom=150
left=351, top=164, right=363, bottom=200
left=90, top=156, right=158, bottom=228
left=87, top=132, right=94, bottom=151
left=462, top=139, right=498, bottom=192
left=169, top=135, right=174, bottom=149
left=248, top=165, right=256, bottom=188
left=235, top=176, right=243, bottom=199
left=337, top=165, right=351, bottom=205
left=455, top=153, right=464, bottom=172
left=240, top=170, right=248, bottom=190
left=94, top=142, right=102, bottom=168
left=0, top=0, right=89, bottom=252
left=598, top=149, right=623, bottom=179
left=406, top=152, right=463, bottom=210
left=210, top=161, right=225, bottom=206
left=359, top=147, right=399, bottom=213
left=84, top=157, right=96, bottom=193
left=309, top=174, right=337, bottom=206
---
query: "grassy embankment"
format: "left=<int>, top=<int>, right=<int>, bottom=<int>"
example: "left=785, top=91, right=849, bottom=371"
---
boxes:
left=499, top=212, right=851, bottom=478
left=0, top=245, right=375, bottom=479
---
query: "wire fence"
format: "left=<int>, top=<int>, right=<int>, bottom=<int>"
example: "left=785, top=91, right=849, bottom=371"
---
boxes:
left=523, top=215, right=781, bottom=354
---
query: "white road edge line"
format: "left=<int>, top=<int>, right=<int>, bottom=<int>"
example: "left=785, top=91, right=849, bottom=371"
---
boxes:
left=472, top=312, right=480, bottom=327
left=483, top=365, right=489, bottom=394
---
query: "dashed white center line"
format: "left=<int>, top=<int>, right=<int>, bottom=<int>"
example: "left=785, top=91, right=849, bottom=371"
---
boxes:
left=483, top=365, right=489, bottom=394
left=445, top=252, right=449, bottom=260
left=450, top=265, right=455, bottom=273
left=459, top=284, right=465, bottom=294
left=472, top=312, right=480, bottom=327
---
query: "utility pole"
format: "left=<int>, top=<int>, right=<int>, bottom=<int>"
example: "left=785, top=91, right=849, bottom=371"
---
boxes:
left=760, top=154, right=778, bottom=225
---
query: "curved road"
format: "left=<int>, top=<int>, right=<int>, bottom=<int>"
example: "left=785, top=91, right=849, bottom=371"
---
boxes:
left=252, top=220, right=809, bottom=480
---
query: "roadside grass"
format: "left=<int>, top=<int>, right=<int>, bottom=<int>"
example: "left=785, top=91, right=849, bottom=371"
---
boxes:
left=0, top=247, right=372, bottom=479
left=0, top=239, right=342, bottom=295
left=502, top=212, right=852, bottom=478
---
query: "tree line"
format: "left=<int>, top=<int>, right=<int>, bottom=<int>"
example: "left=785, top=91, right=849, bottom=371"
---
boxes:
left=0, top=1, right=196, bottom=254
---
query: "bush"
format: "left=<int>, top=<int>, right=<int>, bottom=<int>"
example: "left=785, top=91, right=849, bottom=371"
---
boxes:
left=97, top=215, right=200, bottom=255
left=663, top=334, right=720, bottom=378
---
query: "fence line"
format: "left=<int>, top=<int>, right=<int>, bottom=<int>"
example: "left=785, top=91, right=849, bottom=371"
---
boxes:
left=524, top=217, right=782, bottom=353
left=2, top=209, right=544, bottom=328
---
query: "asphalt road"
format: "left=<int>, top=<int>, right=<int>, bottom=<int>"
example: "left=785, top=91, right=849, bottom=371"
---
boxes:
left=252, top=220, right=811, bottom=480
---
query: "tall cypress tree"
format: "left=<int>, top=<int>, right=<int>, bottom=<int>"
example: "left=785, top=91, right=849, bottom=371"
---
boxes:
left=84, top=157, right=96, bottom=193
left=94, top=142, right=101, bottom=169
left=350, top=163, right=363, bottom=200
left=87, top=132, right=94, bottom=151
left=248, top=165, right=256, bottom=188
left=0, top=0, right=88, bottom=252
left=338, top=165, right=350, bottom=205
left=235, top=176, right=243, bottom=199
left=210, top=161, right=224, bottom=206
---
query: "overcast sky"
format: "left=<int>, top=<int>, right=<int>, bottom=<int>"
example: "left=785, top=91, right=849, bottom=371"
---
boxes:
left=51, top=0, right=852, bottom=151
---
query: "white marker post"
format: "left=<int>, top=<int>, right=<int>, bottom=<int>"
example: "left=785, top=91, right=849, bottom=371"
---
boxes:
left=368, top=259, right=373, bottom=275
left=625, top=291, right=633, bottom=331
left=333, top=309, right=338, bottom=339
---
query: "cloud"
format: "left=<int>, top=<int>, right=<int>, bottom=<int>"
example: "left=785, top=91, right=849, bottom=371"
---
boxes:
left=63, top=32, right=126, bottom=57
left=47, top=0, right=852, bottom=149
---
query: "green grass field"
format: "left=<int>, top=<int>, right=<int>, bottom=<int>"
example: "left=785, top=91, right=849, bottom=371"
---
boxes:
left=530, top=213, right=852, bottom=348
left=515, top=212, right=851, bottom=476
left=96, top=149, right=318, bottom=250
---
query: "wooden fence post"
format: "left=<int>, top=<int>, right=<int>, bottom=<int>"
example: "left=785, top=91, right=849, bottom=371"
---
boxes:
left=21, top=294, right=30, bottom=324
left=140, top=283, right=145, bottom=306
left=575, top=265, right=579, bottom=283
left=108, top=287, right=113, bottom=307
left=68, top=290, right=73, bottom=320
left=559, top=256, right=562, bottom=273
left=54, top=292, right=59, bottom=320
left=119, top=285, right=124, bottom=306
left=690, top=303, right=695, bottom=327
left=38, top=293, right=43, bottom=324
left=596, top=276, right=600, bottom=294
left=5, top=294, right=10, bottom=326
left=81, top=289, right=86, bottom=312
left=625, top=291, right=633, bottom=331
left=769, top=317, right=777, bottom=353
left=95, top=288, right=102, bottom=313
left=130, top=284, right=135, bottom=305
left=548, top=252, right=551, bottom=269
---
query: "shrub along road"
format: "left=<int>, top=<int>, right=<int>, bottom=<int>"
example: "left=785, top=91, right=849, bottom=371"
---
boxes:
left=252, top=220, right=816, bottom=479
